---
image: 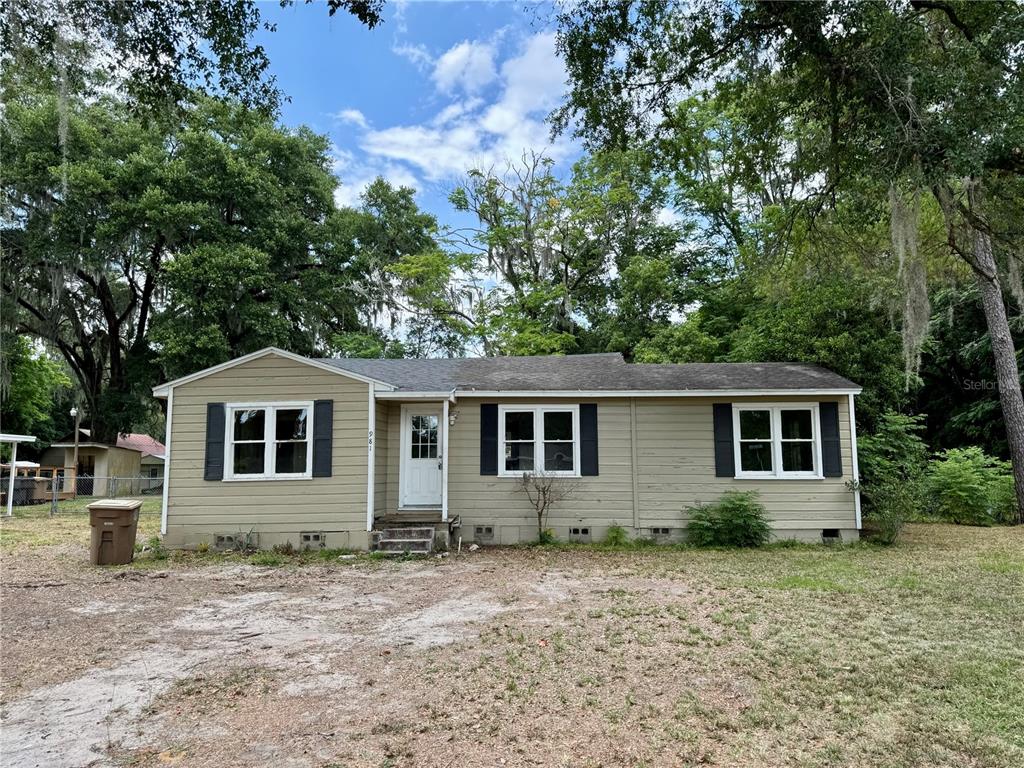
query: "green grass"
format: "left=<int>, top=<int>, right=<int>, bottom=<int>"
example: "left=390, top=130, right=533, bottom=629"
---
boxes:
left=454, top=524, right=1024, bottom=766
left=0, top=499, right=162, bottom=548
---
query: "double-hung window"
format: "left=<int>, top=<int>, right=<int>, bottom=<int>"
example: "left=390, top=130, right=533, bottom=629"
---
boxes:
left=733, top=404, right=821, bottom=479
left=498, top=405, right=579, bottom=476
left=225, top=402, right=312, bottom=480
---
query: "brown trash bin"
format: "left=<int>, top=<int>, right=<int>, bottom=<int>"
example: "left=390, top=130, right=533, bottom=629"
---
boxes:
left=88, top=499, right=142, bottom=565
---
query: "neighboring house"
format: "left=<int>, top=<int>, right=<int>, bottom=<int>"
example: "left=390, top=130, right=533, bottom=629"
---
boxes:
left=152, top=348, right=862, bottom=551
left=41, top=431, right=166, bottom=495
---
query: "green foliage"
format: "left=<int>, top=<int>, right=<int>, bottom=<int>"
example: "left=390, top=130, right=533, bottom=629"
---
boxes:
left=925, top=448, right=1017, bottom=526
left=249, top=551, right=285, bottom=567
left=858, top=411, right=929, bottom=542
left=146, top=535, right=167, bottom=561
left=0, top=0, right=381, bottom=113
left=3, top=85, right=437, bottom=439
left=859, top=412, right=929, bottom=490
left=0, top=335, right=71, bottom=442
left=686, top=492, right=771, bottom=548
left=537, top=528, right=558, bottom=546
left=918, top=286, right=1024, bottom=458
left=639, top=275, right=906, bottom=429
left=430, top=150, right=712, bottom=357
left=603, top=524, right=629, bottom=547
left=864, top=481, right=917, bottom=546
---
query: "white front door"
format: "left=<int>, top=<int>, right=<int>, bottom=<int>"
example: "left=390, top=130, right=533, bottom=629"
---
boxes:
left=400, top=405, right=443, bottom=507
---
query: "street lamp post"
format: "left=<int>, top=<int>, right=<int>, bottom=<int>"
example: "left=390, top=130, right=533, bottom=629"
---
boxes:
left=70, top=407, right=80, bottom=499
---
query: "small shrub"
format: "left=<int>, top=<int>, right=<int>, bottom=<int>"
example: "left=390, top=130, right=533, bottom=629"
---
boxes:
left=864, top=480, right=918, bottom=545
left=858, top=411, right=928, bottom=516
left=196, top=541, right=210, bottom=554
left=146, top=534, right=167, bottom=560
left=686, top=491, right=770, bottom=548
left=603, top=523, right=629, bottom=547
left=925, top=447, right=1016, bottom=526
left=537, top=528, right=558, bottom=545
left=272, top=541, right=296, bottom=556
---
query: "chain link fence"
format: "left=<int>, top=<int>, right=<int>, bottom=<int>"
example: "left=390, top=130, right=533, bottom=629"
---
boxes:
left=3, top=474, right=163, bottom=518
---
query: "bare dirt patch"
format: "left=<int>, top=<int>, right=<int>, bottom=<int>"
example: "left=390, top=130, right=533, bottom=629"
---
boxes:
left=1, top=524, right=1022, bottom=767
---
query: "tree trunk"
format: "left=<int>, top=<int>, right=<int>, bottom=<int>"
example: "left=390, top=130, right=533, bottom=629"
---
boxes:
left=972, top=227, right=1024, bottom=524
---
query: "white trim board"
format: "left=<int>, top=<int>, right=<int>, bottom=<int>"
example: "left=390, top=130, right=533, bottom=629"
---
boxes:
left=160, top=388, right=172, bottom=535
left=398, top=403, right=444, bottom=508
left=376, top=388, right=861, bottom=400
left=849, top=393, right=862, bottom=530
left=366, top=383, right=375, bottom=533
left=151, top=347, right=396, bottom=397
left=222, top=401, right=314, bottom=481
left=731, top=402, right=824, bottom=481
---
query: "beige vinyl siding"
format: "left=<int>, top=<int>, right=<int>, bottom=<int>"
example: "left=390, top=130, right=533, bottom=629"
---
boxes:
left=634, top=396, right=856, bottom=531
left=447, top=398, right=636, bottom=542
left=164, top=353, right=371, bottom=548
left=445, top=395, right=855, bottom=543
left=374, top=401, right=389, bottom=515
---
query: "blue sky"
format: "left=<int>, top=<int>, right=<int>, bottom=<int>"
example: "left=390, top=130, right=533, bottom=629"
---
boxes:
left=255, top=1, right=579, bottom=223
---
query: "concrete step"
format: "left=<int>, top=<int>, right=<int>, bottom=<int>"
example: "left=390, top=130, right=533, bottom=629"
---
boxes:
left=377, top=527, right=436, bottom=540
left=376, top=537, right=434, bottom=554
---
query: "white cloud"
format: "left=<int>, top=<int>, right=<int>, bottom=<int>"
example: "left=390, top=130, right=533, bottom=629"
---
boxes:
left=392, top=41, right=433, bottom=71
left=431, top=40, right=497, bottom=95
left=359, top=32, right=574, bottom=182
left=335, top=108, right=369, bottom=129
left=330, top=144, right=420, bottom=208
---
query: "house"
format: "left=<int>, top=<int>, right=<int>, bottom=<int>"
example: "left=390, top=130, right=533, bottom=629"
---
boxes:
left=41, top=431, right=166, bottom=495
left=151, top=347, right=862, bottom=550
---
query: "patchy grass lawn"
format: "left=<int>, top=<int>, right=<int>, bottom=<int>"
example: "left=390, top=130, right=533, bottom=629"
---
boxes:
left=0, top=498, right=163, bottom=548
left=0, top=521, right=1021, bottom=768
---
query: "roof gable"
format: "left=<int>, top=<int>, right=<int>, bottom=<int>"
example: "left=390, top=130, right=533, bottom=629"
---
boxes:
left=151, top=347, right=395, bottom=397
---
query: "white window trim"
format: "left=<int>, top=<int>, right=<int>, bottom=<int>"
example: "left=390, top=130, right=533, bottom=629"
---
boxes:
left=223, top=401, right=314, bottom=481
left=732, top=403, right=823, bottom=480
left=497, top=404, right=580, bottom=478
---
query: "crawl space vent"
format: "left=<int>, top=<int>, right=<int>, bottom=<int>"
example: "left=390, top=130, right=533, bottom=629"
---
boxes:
left=300, top=531, right=326, bottom=550
left=569, top=527, right=591, bottom=543
left=474, top=525, right=494, bottom=542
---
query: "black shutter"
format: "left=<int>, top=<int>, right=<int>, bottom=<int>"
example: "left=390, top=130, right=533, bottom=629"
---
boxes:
left=713, top=403, right=735, bottom=477
left=204, top=403, right=225, bottom=481
left=480, top=403, right=498, bottom=475
left=819, top=401, right=843, bottom=477
left=580, top=403, right=599, bottom=476
left=312, top=400, right=333, bottom=477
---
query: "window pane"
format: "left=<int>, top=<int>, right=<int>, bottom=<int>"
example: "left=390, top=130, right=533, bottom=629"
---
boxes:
left=275, top=408, right=307, bottom=440
left=505, top=442, right=534, bottom=472
left=233, top=443, right=265, bottom=474
left=234, top=409, right=265, bottom=441
left=544, top=411, right=573, bottom=441
left=739, top=441, right=773, bottom=472
left=411, top=444, right=420, bottom=459
left=780, top=410, right=812, bottom=440
left=504, top=411, right=534, bottom=441
left=276, top=442, right=308, bottom=474
left=782, top=442, right=814, bottom=472
left=739, top=410, right=771, bottom=440
left=544, top=442, right=574, bottom=472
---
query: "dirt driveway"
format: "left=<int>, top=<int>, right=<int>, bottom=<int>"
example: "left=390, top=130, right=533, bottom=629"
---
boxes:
left=1, top=523, right=1023, bottom=768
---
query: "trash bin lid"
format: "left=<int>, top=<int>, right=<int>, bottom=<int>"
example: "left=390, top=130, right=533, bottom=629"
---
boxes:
left=86, top=499, right=143, bottom=511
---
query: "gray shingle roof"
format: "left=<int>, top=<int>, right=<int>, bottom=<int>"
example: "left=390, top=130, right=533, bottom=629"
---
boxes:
left=319, top=353, right=859, bottom=393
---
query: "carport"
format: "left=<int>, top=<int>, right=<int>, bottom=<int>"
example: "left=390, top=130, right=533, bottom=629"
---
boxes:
left=1, top=433, right=37, bottom=517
